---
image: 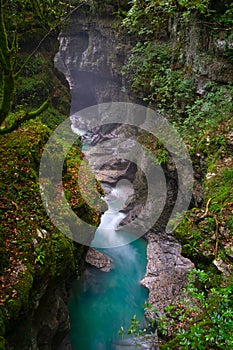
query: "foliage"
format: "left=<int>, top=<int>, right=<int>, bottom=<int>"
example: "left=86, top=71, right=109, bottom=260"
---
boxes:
left=0, top=117, right=96, bottom=348
left=177, top=83, right=233, bottom=159
left=122, top=0, right=172, bottom=36
left=118, top=305, right=157, bottom=344
left=211, top=1, right=233, bottom=26
left=0, top=117, right=101, bottom=284
left=173, top=150, right=233, bottom=260
left=180, top=272, right=233, bottom=349
left=168, top=129, right=233, bottom=348
left=84, top=0, right=129, bottom=16
left=122, top=0, right=233, bottom=121
left=26, top=0, right=75, bottom=30
left=122, top=36, right=196, bottom=116
left=122, top=0, right=233, bottom=33
left=138, top=130, right=169, bottom=164
left=0, top=0, right=80, bottom=135
left=121, top=2, right=233, bottom=349
left=63, top=145, right=104, bottom=225
left=122, top=0, right=213, bottom=42
left=158, top=270, right=233, bottom=349
left=122, top=271, right=233, bottom=350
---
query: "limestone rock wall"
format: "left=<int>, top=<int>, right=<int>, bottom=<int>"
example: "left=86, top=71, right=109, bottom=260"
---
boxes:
left=55, top=14, right=131, bottom=114
left=171, top=16, right=233, bottom=92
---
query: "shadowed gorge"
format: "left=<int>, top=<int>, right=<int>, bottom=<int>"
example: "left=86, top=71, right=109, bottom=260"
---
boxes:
left=0, top=1, right=233, bottom=349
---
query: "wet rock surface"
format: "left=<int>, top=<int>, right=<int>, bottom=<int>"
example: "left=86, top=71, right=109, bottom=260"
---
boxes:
left=79, top=115, right=194, bottom=322
left=85, top=248, right=112, bottom=272
left=7, top=280, right=73, bottom=350
left=141, top=231, right=194, bottom=317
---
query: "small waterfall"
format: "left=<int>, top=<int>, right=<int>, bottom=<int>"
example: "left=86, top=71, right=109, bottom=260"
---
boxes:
left=91, top=183, right=134, bottom=249
left=68, top=183, right=148, bottom=350
left=55, top=14, right=149, bottom=350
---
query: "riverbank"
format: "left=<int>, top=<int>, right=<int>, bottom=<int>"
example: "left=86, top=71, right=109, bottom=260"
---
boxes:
left=0, top=117, right=101, bottom=349
left=0, top=10, right=101, bottom=348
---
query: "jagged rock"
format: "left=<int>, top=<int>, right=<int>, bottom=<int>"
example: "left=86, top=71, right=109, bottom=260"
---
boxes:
left=85, top=248, right=112, bottom=272
left=7, top=281, right=73, bottom=350
left=83, top=129, right=139, bottom=185
left=118, top=204, right=143, bottom=226
left=35, top=286, right=71, bottom=350
left=95, top=160, right=134, bottom=184
left=55, top=14, right=130, bottom=113
left=140, top=231, right=194, bottom=317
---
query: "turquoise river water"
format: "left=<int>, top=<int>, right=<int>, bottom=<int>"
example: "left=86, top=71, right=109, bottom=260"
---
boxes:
left=68, top=185, right=148, bottom=349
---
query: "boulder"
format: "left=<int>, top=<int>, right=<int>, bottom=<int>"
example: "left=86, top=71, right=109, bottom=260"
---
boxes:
left=85, top=248, right=112, bottom=272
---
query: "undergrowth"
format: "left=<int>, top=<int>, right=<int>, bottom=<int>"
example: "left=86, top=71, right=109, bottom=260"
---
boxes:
left=121, top=1, right=233, bottom=349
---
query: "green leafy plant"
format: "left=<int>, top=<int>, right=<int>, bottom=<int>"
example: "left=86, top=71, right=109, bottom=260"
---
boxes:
left=34, top=246, right=45, bottom=265
left=157, top=270, right=233, bottom=349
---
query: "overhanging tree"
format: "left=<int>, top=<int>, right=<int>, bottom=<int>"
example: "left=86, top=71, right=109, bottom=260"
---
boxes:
left=0, top=0, right=83, bottom=135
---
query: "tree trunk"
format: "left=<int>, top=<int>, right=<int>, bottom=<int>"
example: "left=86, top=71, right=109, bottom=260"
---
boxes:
left=0, top=72, right=15, bottom=125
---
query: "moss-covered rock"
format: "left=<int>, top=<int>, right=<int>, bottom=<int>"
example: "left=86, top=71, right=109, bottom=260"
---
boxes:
left=0, top=111, right=101, bottom=348
left=0, top=8, right=99, bottom=349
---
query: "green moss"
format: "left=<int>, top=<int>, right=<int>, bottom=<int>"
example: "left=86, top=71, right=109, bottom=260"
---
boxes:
left=173, top=213, right=215, bottom=266
left=52, top=235, right=76, bottom=278
left=0, top=8, right=97, bottom=347
left=0, top=235, right=9, bottom=276
left=0, top=311, right=5, bottom=337
left=16, top=269, right=34, bottom=310
left=0, top=337, right=5, bottom=350
left=0, top=116, right=91, bottom=345
left=40, top=107, right=68, bottom=130
left=63, top=146, right=103, bottom=226
left=205, top=167, right=233, bottom=210
left=169, top=157, right=233, bottom=348
left=4, top=269, right=33, bottom=322
left=174, top=168, right=233, bottom=266
left=16, top=76, right=48, bottom=107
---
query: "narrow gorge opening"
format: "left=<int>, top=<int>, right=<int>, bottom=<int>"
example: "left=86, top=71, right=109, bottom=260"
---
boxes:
left=55, top=9, right=194, bottom=350
left=1, top=2, right=232, bottom=350
left=55, top=13, right=150, bottom=350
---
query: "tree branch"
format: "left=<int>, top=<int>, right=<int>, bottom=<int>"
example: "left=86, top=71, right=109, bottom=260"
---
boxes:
left=0, top=99, right=50, bottom=135
left=199, top=197, right=212, bottom=219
